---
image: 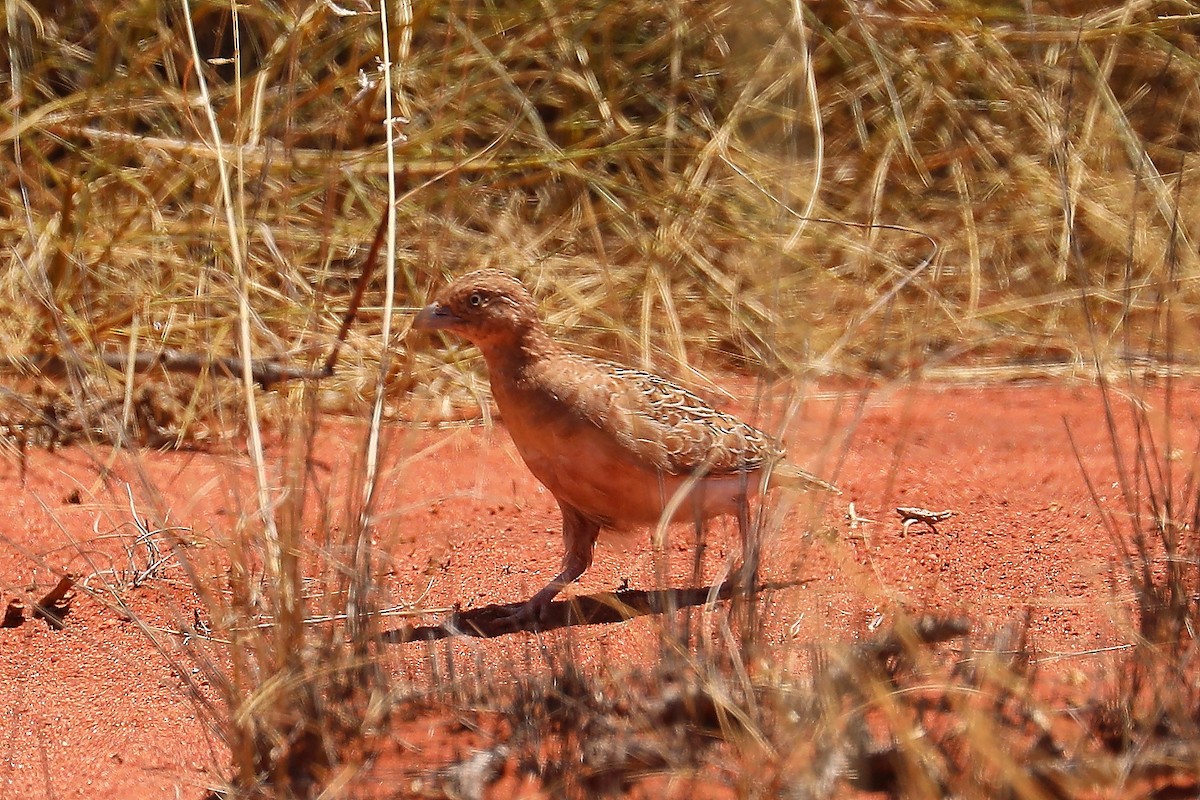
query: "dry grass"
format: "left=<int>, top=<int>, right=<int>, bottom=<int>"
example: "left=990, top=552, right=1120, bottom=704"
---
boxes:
left=5, top=1, right=1198, bottom=401
left=4, top=1, right=1200, bottom=798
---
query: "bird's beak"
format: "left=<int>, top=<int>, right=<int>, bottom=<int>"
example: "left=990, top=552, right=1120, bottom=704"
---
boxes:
left=412, top=301, right=462, bottom=331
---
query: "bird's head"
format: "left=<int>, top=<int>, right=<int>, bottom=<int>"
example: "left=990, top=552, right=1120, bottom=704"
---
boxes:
left=413, top=269, right=547, bottom=357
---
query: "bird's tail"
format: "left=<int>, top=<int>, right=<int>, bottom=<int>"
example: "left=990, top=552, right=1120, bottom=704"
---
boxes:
left=767, top=463, right=841, bottom=495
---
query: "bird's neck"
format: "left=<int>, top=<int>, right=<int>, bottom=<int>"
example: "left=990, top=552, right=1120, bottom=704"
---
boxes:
left=477, top=323, right=561, bottom=380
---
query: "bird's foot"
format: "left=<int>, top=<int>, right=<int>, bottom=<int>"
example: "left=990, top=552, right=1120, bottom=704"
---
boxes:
left=487, top=599, right=547, bottom=633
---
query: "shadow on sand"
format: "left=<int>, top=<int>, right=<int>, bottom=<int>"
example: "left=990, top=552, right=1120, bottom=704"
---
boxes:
left=382, top=579, right=809, bottom=642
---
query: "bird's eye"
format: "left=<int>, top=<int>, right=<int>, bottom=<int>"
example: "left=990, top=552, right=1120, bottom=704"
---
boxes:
left=467, top=292, right=483, bottom=308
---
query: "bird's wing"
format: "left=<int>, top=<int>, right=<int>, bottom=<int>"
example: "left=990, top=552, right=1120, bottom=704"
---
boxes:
left=530, top=353, right=782, bottom=476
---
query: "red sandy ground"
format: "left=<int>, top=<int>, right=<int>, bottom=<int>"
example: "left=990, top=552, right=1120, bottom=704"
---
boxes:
left=0, top=379, right=1191, bottom=798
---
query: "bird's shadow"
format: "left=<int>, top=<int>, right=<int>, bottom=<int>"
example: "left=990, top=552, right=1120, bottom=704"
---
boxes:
left=382, top=578, right=808, bottom=642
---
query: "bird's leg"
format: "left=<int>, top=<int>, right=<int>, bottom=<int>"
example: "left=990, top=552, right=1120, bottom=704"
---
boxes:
left=690, top=483, right=708, bottom=590
left=508, top=501, right=600, bottom=625
left=736, top=488, right=759, bottom=592
left=734, top=485, right=761, bottom=649
left=673, top=485, right=706, bottom=651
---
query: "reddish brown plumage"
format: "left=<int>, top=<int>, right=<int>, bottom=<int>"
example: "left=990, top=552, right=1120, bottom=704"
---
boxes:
left=414, top=269, right=826, bottom=623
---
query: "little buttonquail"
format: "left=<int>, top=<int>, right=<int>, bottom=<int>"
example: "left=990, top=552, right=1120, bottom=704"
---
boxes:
left=413, top=269, right=832, bottom=625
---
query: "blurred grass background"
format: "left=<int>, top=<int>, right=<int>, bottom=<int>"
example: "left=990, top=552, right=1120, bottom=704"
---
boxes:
left=4, top=0, right=1197, bottom=423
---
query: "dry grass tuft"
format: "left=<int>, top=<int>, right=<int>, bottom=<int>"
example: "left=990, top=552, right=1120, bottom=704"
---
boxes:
left=4, top=2, right=1199, bottom=408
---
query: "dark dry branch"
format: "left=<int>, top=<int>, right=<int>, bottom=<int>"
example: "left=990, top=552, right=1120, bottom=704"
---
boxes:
left=321, top=203, right=391, bottom=378
left=8, top=350, right=322, bottom=389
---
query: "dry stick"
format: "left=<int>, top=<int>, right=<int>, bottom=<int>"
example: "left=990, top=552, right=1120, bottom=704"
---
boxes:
left=9, top=350, right=320, bottom=389
left=321, top=204, right=390, bottom=378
